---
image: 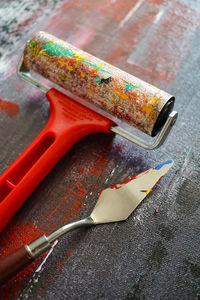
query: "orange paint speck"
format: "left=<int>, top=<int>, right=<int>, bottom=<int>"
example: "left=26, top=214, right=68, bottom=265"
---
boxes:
left=0, top=97, right=19, bottom=117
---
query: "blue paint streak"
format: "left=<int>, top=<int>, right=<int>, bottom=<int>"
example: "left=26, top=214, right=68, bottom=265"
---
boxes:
left=155, top=160, right=173, bottom=170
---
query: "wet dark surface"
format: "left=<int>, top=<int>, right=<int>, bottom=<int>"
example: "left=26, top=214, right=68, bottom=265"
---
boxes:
left=0, top=0, right=199, bottom=299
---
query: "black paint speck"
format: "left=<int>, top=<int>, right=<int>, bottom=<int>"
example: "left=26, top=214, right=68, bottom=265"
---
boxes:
left=100, top=77, right=112, bottom=84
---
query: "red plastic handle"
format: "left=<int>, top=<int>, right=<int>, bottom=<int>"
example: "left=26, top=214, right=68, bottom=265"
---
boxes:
left=0, top=88, right=114, bottom=232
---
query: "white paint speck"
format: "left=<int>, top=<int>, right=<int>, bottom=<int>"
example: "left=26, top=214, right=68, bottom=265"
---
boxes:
left=105, top=177, right=109, bottom=184
left=35, top=240, right=58, bottom=273
left=119, top=0, right=144, bottom=28
left=153, top=9, right=165, bottom=24
left=19, top=240, right=58, bottom=299
left=0, top=60, right=10, bottom=74
left=110, top=168, right=116, bottom=177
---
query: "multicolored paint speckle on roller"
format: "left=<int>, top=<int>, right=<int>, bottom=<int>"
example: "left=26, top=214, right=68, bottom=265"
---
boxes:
left=24, top=31, right=173, bottom=136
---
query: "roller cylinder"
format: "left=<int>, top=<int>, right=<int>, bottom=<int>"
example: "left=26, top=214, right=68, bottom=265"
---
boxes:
left=23, top=31, right=174, bottom=136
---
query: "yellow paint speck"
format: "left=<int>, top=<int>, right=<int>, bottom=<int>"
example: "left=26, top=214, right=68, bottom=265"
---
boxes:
left=115, top=90, right=129, bottom=100
left=58, top=60, right=65, bottom=65
left=66, top=65, right=73, bottom=72
left=142, top=105, right=152, bottom=115
left=145, top=189, right=152, bottom=195
left=150, top=95, right=161, bottom=105
left=74, top=52, right=85, bottom=61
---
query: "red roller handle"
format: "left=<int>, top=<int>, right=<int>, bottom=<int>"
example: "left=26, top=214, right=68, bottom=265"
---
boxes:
left=0, top=88, right=114, bottom=232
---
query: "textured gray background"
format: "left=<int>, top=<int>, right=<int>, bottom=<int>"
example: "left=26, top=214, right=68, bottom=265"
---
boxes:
left=0, top=0, right=199, bottom=299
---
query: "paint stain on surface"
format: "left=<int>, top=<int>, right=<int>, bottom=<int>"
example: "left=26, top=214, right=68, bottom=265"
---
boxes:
left=0, top=97, right=18, bottom=117
left=147, top=0, right=168, bottom=5
left=158, top=224, right=176, bottom=241
left=183, top=259, right=200, bottom=279
left=176, top=179, right=200, bottom=215
left=147, top=241, right=168, bottom=269
left=125, top=274, right=145, bottom=299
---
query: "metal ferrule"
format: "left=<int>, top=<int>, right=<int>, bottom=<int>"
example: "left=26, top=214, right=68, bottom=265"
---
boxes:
left=26, top=235, right=51, bottom=259
left=26, top=217, right=94, bottom=258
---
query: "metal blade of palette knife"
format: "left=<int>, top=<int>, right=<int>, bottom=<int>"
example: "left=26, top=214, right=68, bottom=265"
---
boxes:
left=90, top=160, right=173, bottom=223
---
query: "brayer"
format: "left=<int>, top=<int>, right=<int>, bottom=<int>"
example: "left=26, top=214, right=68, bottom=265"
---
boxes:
left=0, top=31, right=178, bottom=232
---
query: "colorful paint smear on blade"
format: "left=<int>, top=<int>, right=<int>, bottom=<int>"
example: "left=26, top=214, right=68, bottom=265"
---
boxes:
left=0, top=97, right=18, bottom=117
left=141, top=188, right=152, bottom=195
left=91, top=160, right=174, bottom=223
left=104, top=160, right=173, bottom=193
left=155, top=160, right=173, bottom=170
left=24, top=31, right=173, bottom=136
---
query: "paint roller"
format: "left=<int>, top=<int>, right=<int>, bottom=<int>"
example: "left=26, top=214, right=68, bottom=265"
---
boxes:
left=0, top=31, right=178, bottom=232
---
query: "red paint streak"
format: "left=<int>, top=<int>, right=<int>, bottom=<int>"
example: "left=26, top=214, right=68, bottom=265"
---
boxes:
left=45, top=0, right=145, bottom=54
left=147, top=0, right=168, bottom=5
left=111, top=173, right=138, bottom=189
left=94, top=0, right=138, bottom=22
left=104, top=4, right=159, bottom=65
left=98, top=187, right=105, bottom=198
left=104, top=1, right=200, bottom=84
left=109, top=171, right=149, bottom=191
left=58, top=0, right=137, bottom=22
left=0, top=97, right=18, bottom=117
left=126, top=1, right=200, bottom=83
left=151, top=176, right=163, bottom=190
left=97, top=171, right=146, bottom=197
